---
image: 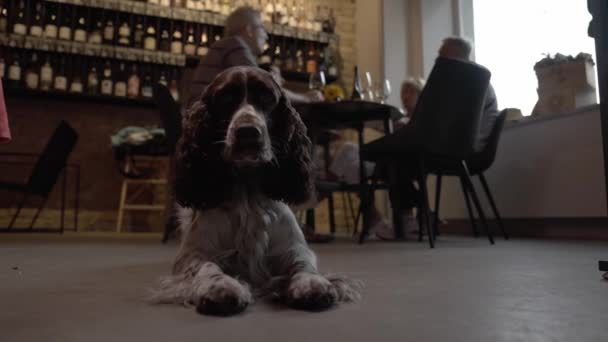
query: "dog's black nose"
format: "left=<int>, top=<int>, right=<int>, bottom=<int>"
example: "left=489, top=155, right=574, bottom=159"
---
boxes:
left=235, top=126, right=261, bottom=144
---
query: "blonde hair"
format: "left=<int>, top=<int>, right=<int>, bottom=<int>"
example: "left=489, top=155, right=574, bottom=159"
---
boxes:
left=402, top=77, right=426, bottom=94
left=224, top=6, right=262, bottom=37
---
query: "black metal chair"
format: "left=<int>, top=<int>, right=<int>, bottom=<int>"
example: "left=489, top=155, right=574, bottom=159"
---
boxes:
left=153, top=83, right=182, bottom=243
left=0, top=120, right=78, bottom=233
left=431, top=109, right=509, bottom=240
left=360, top=57, right=493, bottom=247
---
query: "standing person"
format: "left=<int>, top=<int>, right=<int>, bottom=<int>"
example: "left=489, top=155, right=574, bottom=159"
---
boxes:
left=182, top=6, right=322, bottom=106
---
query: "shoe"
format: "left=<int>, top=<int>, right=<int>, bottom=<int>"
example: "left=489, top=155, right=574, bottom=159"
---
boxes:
left=374, top=219, right=401, bottom=240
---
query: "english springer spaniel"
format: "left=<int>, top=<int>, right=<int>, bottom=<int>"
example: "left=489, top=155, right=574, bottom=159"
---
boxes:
left=151, top=66, right=360, bottom=316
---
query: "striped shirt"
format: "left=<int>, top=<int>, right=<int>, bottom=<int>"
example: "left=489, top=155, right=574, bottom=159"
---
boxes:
left=181, top=36, right=258, bottom=106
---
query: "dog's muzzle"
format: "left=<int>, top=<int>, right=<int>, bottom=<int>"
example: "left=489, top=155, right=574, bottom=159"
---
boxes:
left=224, top=107, right=272, bottom=166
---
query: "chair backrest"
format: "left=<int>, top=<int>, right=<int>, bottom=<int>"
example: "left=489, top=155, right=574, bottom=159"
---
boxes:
left=154, top=83, right=182, bottom=153
left=411, top=57, right=491, bottom=159
left=27, top=120, right=78, bottom=196
left=471, top=108, right=508, bottom=172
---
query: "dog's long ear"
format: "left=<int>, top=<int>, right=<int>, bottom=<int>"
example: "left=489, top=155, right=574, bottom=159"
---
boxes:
left=174, top=99, right=233, bottom=209
left=262, top=94, right=314, bottom=204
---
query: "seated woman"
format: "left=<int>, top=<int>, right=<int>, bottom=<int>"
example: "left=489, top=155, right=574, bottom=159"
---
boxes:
left=327, top=77, right=426, bottom=240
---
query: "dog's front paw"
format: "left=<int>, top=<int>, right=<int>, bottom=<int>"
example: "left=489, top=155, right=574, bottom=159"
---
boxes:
left=286, top=272, right=338, bottom=311
left=196, top=276, right=252, bottom=316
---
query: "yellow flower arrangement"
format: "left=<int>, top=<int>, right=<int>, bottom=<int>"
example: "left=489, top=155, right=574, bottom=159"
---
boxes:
left=322, top=84, right=345, bottom=102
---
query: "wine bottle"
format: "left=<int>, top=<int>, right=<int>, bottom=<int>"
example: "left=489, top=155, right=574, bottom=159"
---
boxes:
left=0, top=2, right=7, bottom=33
left=29, top=2, right=44, bottom=37
left=58, top=6, right=72, bottom=40
left=127, top=64, right=140, bottom=98
left=44, top=4, right=59, bottom=39
left=74, top=15, right=88, bottom=43
left=351, top=65, right=363, bottom=100
left=114, top=62, right=127, bottom=97
left=87, top=65, right=99, bottom=94
left=0, top=56, right=5, bottom=79
left=89, top=18, right=103, bottom=44
left=159, top=27, right=170, bottom=52
left=54, top=56, right=68, bottom=91
left=13, top=0, right=27, bottom=35
left=183, top=26, right=196, bottom=55
left=144, top=24, right=157, bottom=51
left=7, top=53, right=22, bottom=88
left=305, top=43, right=318, bottom=73
left=118, top=20, right=131, bottom=46
left=258, top=40, right=272, bottom=66
left=196, top=27, right=209, bottom=56
left=100, top=61, right=113, bottom=95
left=69, top=61, right=84, bottom=93
left=171, top=25, right=183, bottom=54
left=141, top=73, right=153, bottom=98
left=25, top=53, right=40, bottom=90
left=158, top=71, right=168, bottom=86
left=133, top=17, right=145, bottom=48
left=103, top=18, right=115, bottom=44
left=169, top=69, right=179, bottom=102
left=40, top=55, right=54, bottom=91
left=272, top=44, right=282, bottom=68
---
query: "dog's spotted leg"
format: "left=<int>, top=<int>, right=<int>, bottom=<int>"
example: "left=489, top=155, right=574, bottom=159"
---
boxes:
left=286, top=272, right=339, bottom=311
left=192, top=262, right=253, bottom=316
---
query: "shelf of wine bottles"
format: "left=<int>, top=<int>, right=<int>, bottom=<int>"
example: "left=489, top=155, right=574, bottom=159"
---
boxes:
left=0, top=0, right=341, bottom=105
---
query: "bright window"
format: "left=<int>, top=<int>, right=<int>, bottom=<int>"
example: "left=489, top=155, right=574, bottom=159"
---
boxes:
left=473, top=0, right=597, bottom=116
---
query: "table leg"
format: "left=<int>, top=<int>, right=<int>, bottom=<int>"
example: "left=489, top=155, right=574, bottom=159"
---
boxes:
left=61, top=169, right=66, bottom=234
left=323, top=142, right=336, bottom=234
left=357, top=124, right=371, bottom=243
left=75, top=164, right=80, bottom=232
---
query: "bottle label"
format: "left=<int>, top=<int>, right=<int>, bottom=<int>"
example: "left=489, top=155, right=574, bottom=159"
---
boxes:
left=41, top=67, right=53, bottom=82
left=170, top=88, right=179, bottom=102
left=25, top=72, right=39, bottom=89
left=74, top=29, right=87, bottom=42
left=44, top=25, right=58, bottom=38
left=127, top=78, right=140, bottom=97
left=88, top=33, right=102, bottom=44
left=70, top=81, right=83, bottom=93
left=54, top=76, right=67, bottom=91
left=114, top=82, right=127, bottom=97
left=141, top=86, right=153, bottom=98
left=144, top=37, right=157, bottom=51
left=8, top=65, right=21, bottom=81
left=171, top=41, right=183, bottom=54
left=30, top=25, right=43, bottom=37
left=104, top=27, right=114, bottom=41
left=184, top=44, right=196, bottom=55
left=197, top=46, right=208, bottom=56
left=101, top=80, right=113, bottom=95
left=13, top=23, right=27, bottom=35
left=306, top=60, right=317, bottom=73
left=59, top=26, right=71, bottom=40
left=119, top=26, right=130, bottom=37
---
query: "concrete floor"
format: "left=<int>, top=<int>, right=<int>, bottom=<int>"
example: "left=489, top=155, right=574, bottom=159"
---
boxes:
left=1, top=235, right=607, bottom=342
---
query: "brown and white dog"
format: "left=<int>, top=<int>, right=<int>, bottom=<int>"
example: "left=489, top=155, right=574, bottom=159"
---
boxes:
left=151, top=66, right=360, bottom=316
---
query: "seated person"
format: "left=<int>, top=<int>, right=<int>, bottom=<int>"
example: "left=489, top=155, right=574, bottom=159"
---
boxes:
left=325, top=77, right=426, bottom=240
left=359, top=36, right=500, bottom=239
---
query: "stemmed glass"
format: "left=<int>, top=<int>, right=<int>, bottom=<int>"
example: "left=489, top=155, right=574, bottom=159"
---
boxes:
left=364, top=71, right=374, bottom=101
left=309, top=70, right=326, bottom=92
left=374, top=79, right=392, bottom=104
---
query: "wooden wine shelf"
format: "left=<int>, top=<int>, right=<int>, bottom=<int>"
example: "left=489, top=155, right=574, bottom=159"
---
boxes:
left=0, top=33, right=192, bottom=67
left=45, top=0, right=339, bottom=44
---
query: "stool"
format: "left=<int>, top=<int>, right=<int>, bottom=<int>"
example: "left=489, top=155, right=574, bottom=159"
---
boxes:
left=115, top=156, right=169, bottom=232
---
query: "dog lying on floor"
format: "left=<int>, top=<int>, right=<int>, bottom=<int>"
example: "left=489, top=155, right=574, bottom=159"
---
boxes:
left=150, top=66, right=360, bottom=316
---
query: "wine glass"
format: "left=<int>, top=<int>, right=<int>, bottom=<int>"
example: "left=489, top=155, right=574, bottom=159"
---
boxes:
left=374, top=79, right=392, bottom=104
left=363, top=71, right=374, bottom=101
left=308, top=70, right=326, bottom=91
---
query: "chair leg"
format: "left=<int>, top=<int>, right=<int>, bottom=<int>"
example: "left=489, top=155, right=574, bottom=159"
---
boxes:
left=116, top=180, right=128, bottom=232
left=346, top=192, right=358, bottom=235
left=434, top=174, right=442, bottom=236
left=478, top=173, right=509, bottom=240
left=417, top=158, right=434, bottom=248
left=459, top=176, right=479, bottom=237
left=8, top=194, right=29, bottom=229
left=460, top=161, right=494, bottom=245
left=29, top=196, right=49, bottom=229
left=327, top=192, right=336, bottom=235
left=340, top=192, right=351, bottom=234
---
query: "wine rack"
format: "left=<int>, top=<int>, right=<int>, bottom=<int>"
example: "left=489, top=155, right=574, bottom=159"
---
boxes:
left=0, top=0, right=341, bottom=106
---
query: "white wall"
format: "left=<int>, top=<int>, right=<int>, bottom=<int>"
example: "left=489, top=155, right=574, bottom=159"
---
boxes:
left=437, top=108, right=608, bottom=218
